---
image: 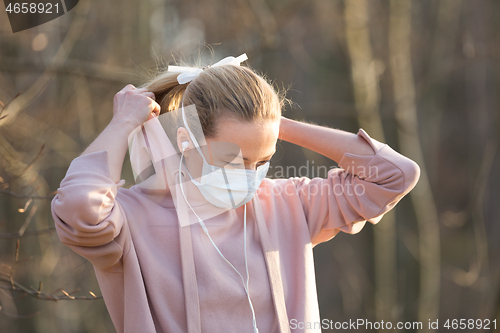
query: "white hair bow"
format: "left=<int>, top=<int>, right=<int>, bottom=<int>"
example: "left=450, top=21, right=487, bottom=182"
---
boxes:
left=167, top=53, right=248, bottom=84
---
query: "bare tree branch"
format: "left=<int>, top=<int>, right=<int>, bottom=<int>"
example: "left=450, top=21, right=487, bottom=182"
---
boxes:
left=0, top=227, right=56, bottom=239
left=0, top=239, right=102, bottom=302
left=0, top=277, right=102, bottom=301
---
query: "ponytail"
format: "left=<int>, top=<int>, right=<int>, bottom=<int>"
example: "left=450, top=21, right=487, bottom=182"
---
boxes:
left=138, top=59, right=288, bottom=138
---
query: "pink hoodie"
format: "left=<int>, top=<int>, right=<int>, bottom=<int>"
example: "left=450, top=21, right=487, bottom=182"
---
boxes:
left=51, top=128, right=420, bottom=333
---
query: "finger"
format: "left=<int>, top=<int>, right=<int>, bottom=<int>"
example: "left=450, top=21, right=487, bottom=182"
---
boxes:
left=143, top=92, right=156, bottom=99
left=138, top=89, right=154, bottom=95
left=149, top=109, right=159, bottom=120
left=151, top=101, right=161, bottom=115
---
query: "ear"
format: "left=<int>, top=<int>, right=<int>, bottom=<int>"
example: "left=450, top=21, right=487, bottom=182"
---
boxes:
left=176, top=127, right=192, bottom=152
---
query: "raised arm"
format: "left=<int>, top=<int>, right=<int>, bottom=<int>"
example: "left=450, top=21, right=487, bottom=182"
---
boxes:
left=278, top=116, right=376, bottom=163
left=277, top=117, right=420, bottom=246
left=51, top=84, right=160, bottom=270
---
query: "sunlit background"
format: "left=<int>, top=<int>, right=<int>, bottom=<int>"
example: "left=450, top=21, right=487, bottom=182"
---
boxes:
left=0, top=0, right=499, bottom=332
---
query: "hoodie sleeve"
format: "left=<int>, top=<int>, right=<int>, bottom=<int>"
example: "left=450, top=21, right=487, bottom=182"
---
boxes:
left=293, top=128, right=420, bottom=246
left=51, top=150, right=129, bottom=271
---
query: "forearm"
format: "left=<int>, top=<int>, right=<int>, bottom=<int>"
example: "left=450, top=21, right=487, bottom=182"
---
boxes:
left=82, top=117, right=137, bottom=183
left=278, top=117, right=375, bottom=163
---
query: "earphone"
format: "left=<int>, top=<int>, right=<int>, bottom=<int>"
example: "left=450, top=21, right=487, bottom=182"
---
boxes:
left=182, top=141, right=189, bottom=151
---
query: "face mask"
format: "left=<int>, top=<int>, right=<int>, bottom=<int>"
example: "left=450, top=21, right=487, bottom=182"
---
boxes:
left=181, top=103, right=270, bottom=209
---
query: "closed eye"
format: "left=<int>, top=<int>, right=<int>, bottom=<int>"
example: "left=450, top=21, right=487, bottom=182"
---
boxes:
left=222, top=161, right=242, bottom=168
left=256, top=160, right=270, bottom=167
left=224, top=160, right=269, bottom=169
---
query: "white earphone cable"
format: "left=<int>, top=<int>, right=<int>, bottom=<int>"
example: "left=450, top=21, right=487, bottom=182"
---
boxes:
left=179, top=150, right=259, bottom=333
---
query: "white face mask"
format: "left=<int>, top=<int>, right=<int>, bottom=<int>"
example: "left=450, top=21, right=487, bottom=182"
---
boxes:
left=181, top=104, right=270, bottom=209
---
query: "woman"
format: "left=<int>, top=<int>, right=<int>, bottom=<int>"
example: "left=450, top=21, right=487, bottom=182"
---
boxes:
left=51, top=53, right=420, bottom=333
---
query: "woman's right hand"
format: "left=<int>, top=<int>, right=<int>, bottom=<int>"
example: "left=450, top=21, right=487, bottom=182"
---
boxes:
left=112, top=84, right=161, bottom=128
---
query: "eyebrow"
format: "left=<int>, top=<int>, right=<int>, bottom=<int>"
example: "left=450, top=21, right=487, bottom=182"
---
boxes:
left=225, top=150, right=275, bottom=162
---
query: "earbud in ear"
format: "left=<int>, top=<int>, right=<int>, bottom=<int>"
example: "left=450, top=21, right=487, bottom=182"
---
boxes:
left=182, top=141, right=189, bottom=151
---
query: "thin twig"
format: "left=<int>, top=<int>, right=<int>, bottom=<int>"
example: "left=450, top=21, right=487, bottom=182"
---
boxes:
left=0, top=240, right=102, bottom=301
left=18, top=204, right=38, bottom=237
left=0, top=226, right=56, bottom=239
left=0, top=277, right=102, bottom=301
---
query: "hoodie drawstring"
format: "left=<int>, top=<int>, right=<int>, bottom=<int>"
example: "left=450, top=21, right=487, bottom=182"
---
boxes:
left=252, top=196, right=291, bottom=333
left=177, top=178, right=290, bottom=333
left=179, top=212, right=202, bottom=332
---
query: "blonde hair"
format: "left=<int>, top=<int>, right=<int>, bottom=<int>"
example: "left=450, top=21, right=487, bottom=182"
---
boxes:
left=138, top=60, right=288, bottom=138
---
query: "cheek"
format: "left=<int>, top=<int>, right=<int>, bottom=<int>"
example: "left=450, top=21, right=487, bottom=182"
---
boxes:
left=184, top=150, right=204, bottom=178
